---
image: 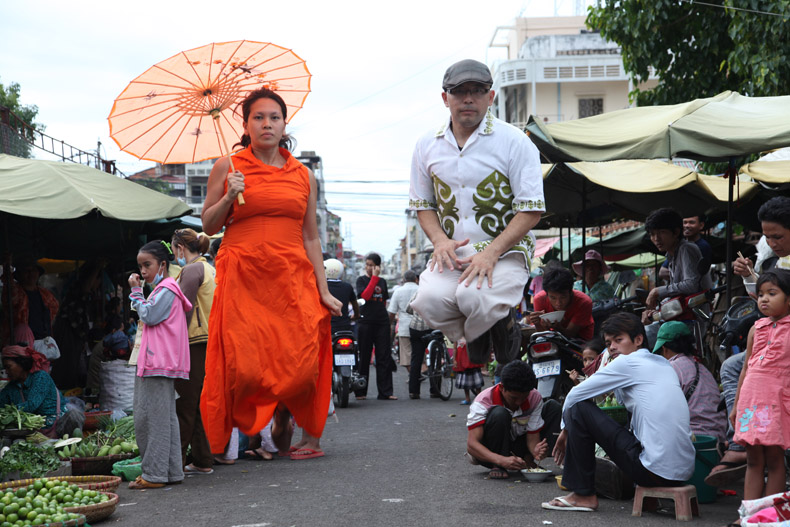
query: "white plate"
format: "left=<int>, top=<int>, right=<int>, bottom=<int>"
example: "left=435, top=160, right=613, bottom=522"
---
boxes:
left=334, top=354, right=356, bottom=366
left=532, top=359, right=561, bottom=379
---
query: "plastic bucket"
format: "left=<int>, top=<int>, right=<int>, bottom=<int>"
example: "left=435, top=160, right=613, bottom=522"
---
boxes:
left=685, top=435, right=719, bottom=504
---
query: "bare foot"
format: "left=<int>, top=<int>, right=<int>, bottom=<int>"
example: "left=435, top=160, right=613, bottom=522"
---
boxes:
left=270, top=403, right=294, bottom=453
left=488, top=467, right=509, bottom=479
left=213, top=456, right=235, bottom=465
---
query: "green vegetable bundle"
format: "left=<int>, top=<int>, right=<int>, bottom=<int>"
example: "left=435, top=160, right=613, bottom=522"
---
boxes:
left=0, top=406, right=45, bottom=431
left=0, top=442, right=62, bottom=479
left=56, top=430, right=138, bottom=459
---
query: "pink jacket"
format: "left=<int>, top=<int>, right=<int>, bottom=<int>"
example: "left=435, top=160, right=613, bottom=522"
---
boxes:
left=130, top=277, right=192, bottom=379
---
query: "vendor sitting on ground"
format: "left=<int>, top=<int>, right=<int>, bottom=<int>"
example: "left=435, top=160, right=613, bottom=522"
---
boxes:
left=465, top=360, right=552, bottom=479
left=0, top=344, right=66, bottom=436
left=529, top=267, right=595, bottom=341
left=572, top=250, right=616, bottom=302
left=543, top=312, right=694, bottom=512
left=653, top=321, right=727, bottom=442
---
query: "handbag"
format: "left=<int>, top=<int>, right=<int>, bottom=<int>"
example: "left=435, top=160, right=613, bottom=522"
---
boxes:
left=33, top=336, right=60, bottom=360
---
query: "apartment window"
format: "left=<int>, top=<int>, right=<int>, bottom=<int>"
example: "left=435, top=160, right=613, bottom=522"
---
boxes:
left=191, top=185, right=206, bottom=198
left=579, top=98, right=604, bottom=118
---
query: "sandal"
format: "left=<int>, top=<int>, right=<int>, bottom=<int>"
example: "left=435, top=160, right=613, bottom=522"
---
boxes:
left=488, top=467, right=509, bottom=479
left=129, top=476, right=165, bottom=489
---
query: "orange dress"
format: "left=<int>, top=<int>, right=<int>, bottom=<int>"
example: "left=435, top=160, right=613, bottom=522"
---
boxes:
left=200, top=147, right=332, bottom=453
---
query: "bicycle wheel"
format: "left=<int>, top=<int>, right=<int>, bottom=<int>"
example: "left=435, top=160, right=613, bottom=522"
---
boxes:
left=429, top=342, right=453, bottom=401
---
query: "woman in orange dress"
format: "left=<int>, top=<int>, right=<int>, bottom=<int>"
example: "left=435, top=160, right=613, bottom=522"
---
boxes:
left=200, top=88, right=342, bottom=459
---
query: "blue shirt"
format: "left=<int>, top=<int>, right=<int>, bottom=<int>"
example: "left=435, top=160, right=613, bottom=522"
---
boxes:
left=562, top=348, right=695, bottom=481
left=0, top=371, right=62, bottom=427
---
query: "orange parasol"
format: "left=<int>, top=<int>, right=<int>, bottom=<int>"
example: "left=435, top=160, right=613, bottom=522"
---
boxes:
left=108, top=40, right=311, bottom=204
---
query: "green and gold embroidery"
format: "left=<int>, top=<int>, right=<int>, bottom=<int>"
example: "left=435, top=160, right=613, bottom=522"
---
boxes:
left=513, top=199, right=545, bottom=212
left=431, top=172, right=459, bottom=238
left=473, top=170, right=514, bottom=238
left=409, top=198, right=437, bottom=209
left=472, top=234, right=535, bottom=266
left=482, top=111, right=494, bottom=134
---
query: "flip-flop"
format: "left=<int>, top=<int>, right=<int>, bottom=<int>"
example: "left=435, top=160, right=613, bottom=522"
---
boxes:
left=460, top=400, right=470, bottom=405
left=541, top=497, right=596, bottom=512
left=704, top=460, right=746, bottom=487
left=184, top=464, right=214, bottom=474
left=128, top=476, right=165, bottom=490
left=290, top=448, right=325, bottom=460
left=213, top=456, right=235, bottom=465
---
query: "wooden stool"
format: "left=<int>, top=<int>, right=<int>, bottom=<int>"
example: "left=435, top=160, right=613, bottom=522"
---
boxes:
left=632, top=485, right=700, bottom=521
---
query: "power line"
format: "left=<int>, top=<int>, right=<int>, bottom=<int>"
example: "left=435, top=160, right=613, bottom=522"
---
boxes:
left=325, top=190, right=407, bottom=197
left=683, top=0, right=787, bottom=17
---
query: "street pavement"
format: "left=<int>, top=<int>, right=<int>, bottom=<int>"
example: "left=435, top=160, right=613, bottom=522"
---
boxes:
left=110, top=369, right=742, bottom=526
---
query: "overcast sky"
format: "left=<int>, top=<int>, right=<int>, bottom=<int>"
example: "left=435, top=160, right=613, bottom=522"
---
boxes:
left=1, top=0, right=588, bottom=258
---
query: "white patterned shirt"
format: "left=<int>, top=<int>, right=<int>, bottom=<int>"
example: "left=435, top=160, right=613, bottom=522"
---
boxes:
left=409, top=111, right=545, bottom=267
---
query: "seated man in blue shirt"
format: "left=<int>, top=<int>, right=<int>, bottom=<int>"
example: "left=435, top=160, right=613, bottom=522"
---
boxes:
left=542, top=312, right=694, bottom=512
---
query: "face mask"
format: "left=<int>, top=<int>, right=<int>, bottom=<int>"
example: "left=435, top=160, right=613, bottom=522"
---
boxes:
left=176, top=257, right=187, bottom=267
left=149, top=264, right=165, bottom=287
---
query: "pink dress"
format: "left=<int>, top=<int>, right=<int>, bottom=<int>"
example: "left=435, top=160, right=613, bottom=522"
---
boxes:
left=733, top=315, right=790, bottom=449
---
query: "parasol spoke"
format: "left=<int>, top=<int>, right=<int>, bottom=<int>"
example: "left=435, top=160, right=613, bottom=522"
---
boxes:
left=110, top=101, right=199, bottom=136
left=206, top=40, right=251, bottom=92
left=116, top=106, right=192, bottom=152
left=149, top=64, right=206, bottom=92
left=159, top=111, right=200, bottom=164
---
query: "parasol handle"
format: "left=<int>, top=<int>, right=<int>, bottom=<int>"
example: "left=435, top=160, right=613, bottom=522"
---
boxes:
left=212, top=112, right=245, bottom=206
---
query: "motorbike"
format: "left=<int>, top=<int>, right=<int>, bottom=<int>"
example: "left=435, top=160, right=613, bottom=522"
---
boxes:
left=331, top=330, right=366, bottom=408
left=592, top=293, right=645, bottom=336
left=525, top=330, right=584, bottom=402
left=716, top=295, right=760, bottom=361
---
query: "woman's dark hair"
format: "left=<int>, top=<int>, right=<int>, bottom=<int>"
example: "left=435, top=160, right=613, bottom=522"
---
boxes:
left=365, top=252, right=381, bottom=266
left=500, top=360, right=537, bottom=393
left=663, top=333, right=697, bottom=356
left=758, top=197, right=790, bottom=230
left=233, top=87, right=294, bottom=151
left=756, top=269, right=790, bottom=297
left=139, top=240, right=174, bottom=269
left=583, top=337, right=605, bottom=354
left=645, top=208, right=682, bottom=237
left=542, top=268, right=574, bottom=294
left=4, top=356, right=33, bottom=372
left=172, top=228, right=211, bottom=255
left=600, top=312, right=648, bottom=346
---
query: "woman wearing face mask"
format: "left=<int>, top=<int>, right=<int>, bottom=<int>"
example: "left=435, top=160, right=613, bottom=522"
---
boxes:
left=170, top=228, right=216, bottom=474
left=127, top=240, right=192, bottom=489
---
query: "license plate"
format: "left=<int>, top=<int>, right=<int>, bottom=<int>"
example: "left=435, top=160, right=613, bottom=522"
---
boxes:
left=533, top=359, right=561, bottom=379
left=334, top=354, right=356, bottom=366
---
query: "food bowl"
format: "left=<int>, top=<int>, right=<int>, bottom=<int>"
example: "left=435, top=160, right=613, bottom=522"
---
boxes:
left=539, top=311, right=565, bottom=325
left=521, top=468, right=552, bottom=483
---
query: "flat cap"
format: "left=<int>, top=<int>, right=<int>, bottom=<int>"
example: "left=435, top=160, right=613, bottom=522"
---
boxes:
left=442, top=59, right=493, bottom=91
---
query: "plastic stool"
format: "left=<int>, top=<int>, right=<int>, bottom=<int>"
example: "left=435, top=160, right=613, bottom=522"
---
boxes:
left=632, top=485, right=700, bottom=521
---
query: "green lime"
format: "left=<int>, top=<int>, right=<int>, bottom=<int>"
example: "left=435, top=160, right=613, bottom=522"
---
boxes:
left=5, top=514, right=17, bottom=524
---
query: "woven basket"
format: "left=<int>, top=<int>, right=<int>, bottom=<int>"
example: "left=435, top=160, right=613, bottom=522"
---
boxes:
left=48, top=475, right=122, bottom=493
left=601, top=405, right=629, bottom=426
left=70, top=453, right=134, bottom=476
left=64, top=491, right=119, bottom=523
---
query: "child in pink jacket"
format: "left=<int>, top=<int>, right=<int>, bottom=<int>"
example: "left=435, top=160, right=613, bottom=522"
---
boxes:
left=128, top=240, right=192, bottom=489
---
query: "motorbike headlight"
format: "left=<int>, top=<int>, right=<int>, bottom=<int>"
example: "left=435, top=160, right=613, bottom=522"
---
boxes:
left=660, top=299, right=684, bottom=320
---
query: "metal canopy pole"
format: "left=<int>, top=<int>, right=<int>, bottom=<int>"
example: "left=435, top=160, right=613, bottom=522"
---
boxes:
left=725, top=157, right=736, bottom=307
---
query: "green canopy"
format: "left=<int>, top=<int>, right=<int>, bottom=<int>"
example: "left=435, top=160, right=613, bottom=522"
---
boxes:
left=0, top=154, right=193, bottom=260
left=526, top=91, right=790, bottom=163
left=0, top=154, right=190, bottom=220
left=538, top=160, right=759, bottom=227
left=607, top=253, right=666, bottom=271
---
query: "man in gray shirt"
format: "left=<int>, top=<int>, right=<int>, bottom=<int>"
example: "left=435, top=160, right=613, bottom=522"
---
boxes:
left=543, top=313, right=694, bottom=512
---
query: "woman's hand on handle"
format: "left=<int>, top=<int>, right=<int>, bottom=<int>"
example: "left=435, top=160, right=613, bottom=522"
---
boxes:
left=225, top=170, right=245, bottom=201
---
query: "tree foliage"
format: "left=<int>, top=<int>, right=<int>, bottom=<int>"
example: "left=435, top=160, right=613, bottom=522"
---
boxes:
left=587, top=0, right=790, bottom=106
left=0, top=78, right=43, bottom=158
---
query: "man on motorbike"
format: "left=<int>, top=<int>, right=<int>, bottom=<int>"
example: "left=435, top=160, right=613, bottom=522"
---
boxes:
left=324, top=259, right=359, bottom=333
left=529, top=268, right=595, bottom=341
left=644, top=208, right=712, bottom=313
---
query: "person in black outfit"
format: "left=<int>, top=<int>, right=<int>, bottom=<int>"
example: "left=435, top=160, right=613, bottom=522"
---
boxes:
left=324, top=259, right=359, bottom=333
left=355, top=252, right=395, bottom=400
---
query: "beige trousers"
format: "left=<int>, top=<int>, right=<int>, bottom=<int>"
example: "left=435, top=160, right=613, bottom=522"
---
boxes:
left=410, top=245, right=529, bottom=342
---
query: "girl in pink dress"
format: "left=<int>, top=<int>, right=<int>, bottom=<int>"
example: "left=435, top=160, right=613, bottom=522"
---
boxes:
left=732, top=269, right=790, bottom=501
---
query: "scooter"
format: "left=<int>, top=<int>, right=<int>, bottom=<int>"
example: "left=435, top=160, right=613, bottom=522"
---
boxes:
left=592, top=293, right=645, bottom=336
left=331, top=330, right=366, bottom=408
left=525, top=330, right=584, bottom=402
left=717, top=295, right=760, bottom=360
